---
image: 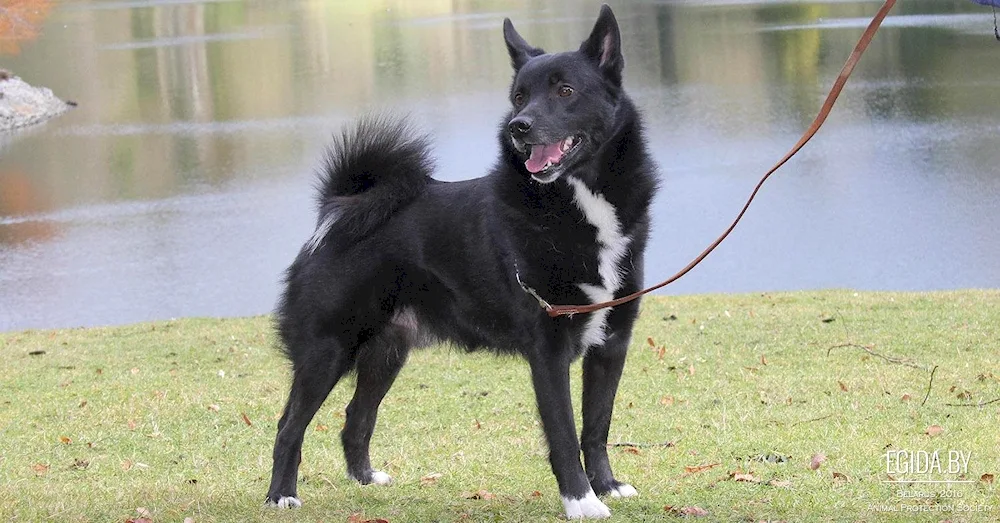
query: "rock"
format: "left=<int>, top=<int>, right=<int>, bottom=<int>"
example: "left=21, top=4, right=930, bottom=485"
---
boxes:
left=0, top=70, right=73, bottom=132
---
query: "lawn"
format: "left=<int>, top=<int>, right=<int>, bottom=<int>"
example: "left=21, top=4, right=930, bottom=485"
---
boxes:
left=1, top=290, right=998, bottom=522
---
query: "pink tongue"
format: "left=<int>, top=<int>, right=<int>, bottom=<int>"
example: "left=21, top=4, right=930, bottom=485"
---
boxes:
left=525, top=143, right=564, bottom=174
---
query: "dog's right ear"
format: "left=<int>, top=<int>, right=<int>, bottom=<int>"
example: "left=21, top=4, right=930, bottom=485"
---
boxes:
left=503, top=19, right=544, bottom=71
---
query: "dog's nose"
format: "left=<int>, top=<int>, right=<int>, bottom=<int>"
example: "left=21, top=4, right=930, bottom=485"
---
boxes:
left=508, top=117, right=532, bottom=137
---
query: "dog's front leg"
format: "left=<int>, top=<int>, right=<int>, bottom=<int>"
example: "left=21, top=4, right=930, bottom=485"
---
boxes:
left=527, top=351, right=611, bottom=519
left=581, top=332, right=638, bottom=498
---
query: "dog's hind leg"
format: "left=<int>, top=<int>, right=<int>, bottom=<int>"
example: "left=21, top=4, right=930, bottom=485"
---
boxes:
left=527, top=350, right=612, bottom=519
left=342, top=324, right=411, bottom=485
left=581, top=332, right=637, bottom=499
left=265, top=337, right=356, bottom=508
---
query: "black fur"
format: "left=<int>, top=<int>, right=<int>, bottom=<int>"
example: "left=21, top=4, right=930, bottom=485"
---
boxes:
left=266, top=5, right=658, bottom=517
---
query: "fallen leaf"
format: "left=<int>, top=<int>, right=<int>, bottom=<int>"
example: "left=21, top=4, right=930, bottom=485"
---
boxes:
left=684, top=462, right=721, bottom=475
left=59, top=435, right=71, bottom=444
left=625, top=447, right=641, bottom=455
left=32, top=463, right=49, bottom=475
left=71, top=458, right=89, bottom=470
left=981, top=473, right=995, bottom=484
left=809, top=453, right=827, bottom=471
left=664, top=505, right=709, bottom=517
left=128, top=419, right=137, bottom=430
left=760, top=354, right=767, bottom=365
left=926, top=425, right=944, bottom=437
left=241, top=412, right=252, bottom=426
left=530, top=490, right=542, bottom=498
left=79, top=399, right=88, bottom=408
left=731, top=472, right=758, bottom=483
left=769, top=479, right=791, bottom=488
left=122, top=459, right=134, bottom=471
left=207, top=404, right=220, bottom=412
left=472, top=419, right=481, bottom=430
left=461, top=489, right=495, bottom=500
left=688, top=364, right=695, bottom=376
left=901, top=394, right=912, bottom=401
left=832, top=472, right=849, bottom=481
left=838, top=381, right=848, bottom=392
left=647, top=337, right=655, bottom=347
left=316, top=424, right=328, bottom=432
left=420, top=472, right=443, bottom=486
left=657, top=346, right=665, bottom=360
left=130, top=368, right=140, bottom=375
left=660, top=395, right=674, bottom=406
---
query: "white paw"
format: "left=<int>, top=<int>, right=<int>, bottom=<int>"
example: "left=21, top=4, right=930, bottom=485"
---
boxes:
left=274, top=496, right=302, bottom=509
left=562, top=490, right=611, bottom=519
left=609, top=483, right=638, bottom=498
left=370, top=470, right=393, bottom=485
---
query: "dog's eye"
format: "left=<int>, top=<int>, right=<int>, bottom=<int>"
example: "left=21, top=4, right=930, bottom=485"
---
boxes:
left=513, top=92, right=525, bottom=107
left=558, top=86, right=574, bottom=97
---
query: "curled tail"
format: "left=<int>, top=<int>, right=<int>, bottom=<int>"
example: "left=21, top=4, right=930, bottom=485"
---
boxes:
left=305, top=115, right=434, bottom=253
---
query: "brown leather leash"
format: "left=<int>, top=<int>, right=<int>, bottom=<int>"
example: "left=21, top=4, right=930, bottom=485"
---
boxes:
left=541, top=0, right=897, bottom=318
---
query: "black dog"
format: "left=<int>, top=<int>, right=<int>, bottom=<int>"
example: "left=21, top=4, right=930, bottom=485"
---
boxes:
left=265, top=5, right=657, bottom=519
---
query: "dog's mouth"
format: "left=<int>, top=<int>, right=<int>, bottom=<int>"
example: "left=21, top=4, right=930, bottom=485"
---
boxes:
left=523, top=136, right=581, bottom=179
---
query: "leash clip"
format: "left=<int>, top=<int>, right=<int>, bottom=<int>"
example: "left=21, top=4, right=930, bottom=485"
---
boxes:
left=514, top=262, right=552, bottom=311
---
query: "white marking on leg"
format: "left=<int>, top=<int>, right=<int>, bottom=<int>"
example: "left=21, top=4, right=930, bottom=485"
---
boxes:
left=370, top=470, right=393, bottom=485
left=566, top=177, right=631, bottom=349
left=274, top=496, right=302, bottom=508
left=562, top=489, right=611, bottom=519
left=609, top=483, right=638, bottom=498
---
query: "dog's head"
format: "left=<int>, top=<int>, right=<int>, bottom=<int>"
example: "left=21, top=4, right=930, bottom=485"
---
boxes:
left=503, top=4, right=624, bottom=184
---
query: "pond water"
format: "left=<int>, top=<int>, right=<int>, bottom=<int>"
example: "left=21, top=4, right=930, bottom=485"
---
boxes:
left=1, top=0, right=999, bottom=331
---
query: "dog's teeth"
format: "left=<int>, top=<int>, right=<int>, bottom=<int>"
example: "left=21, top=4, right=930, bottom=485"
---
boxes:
left=562, top=137, right=573, bottom=152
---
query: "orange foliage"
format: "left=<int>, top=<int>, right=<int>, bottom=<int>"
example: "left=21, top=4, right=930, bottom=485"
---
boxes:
left=0, top=0, right=53, bottom=55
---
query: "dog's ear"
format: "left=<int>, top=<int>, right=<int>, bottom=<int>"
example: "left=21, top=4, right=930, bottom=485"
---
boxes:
left=579, top=4, right=624, bottom=84
left=503, top=18, right=544, bottom=71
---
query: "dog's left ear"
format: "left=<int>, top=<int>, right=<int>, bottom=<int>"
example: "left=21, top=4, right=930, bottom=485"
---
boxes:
left=579, top=4, right=624, bottom=84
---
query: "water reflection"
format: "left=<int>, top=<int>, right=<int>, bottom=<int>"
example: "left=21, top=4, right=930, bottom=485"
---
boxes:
left=1, top=0, right=998, bottom=330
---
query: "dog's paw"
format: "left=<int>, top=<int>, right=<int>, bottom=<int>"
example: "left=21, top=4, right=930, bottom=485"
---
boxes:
left=265, top=496, right=302, bottom=509
left=349, top=469, right=393, bottom=486
left=562, top=490, right=611, bottom=519
left=608, top=483, right=638, bottom=498
left=370, top=470, right=393, bottom=485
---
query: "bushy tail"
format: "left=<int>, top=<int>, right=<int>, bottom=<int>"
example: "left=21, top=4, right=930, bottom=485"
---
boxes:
left=305, top=115, right=434, bottom=253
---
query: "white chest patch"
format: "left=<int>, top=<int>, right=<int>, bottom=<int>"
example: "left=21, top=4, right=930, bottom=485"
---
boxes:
left=566, top=177, right=630, bottom=349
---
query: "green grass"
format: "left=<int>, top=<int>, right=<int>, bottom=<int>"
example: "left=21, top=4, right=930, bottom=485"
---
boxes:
left=1, top=290, right=999, bottom=522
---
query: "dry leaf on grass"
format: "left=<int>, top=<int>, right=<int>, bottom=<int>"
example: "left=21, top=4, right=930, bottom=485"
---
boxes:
left=809, top=453, right=827, bottom=471
left=664, top=505, right=709, bottom=517
left=59, top=435, right=71, bottom=444
left=241, top=412, right=252, bottom=426
left=684, top=462, right=721, bottom=475
left=838, top=381, right=848, bottom=392
left=769, top=479, right=792, bottom=488
left=420, top=472, right=442, bottom=486
left=730, top=472, right=759, bottom=483
left=32, top=463, right=49, bottom=475
left=530, top=490, right=542, bottom=498
left=660, top=395, right=674, bottom=406
left=925, top=425, right=943, bottom=437
left=901, top=393, right=912, bottom=401
left=981, top=473, right=995, bottom=484
left=207, top=404, right=220, bottom=412
left=832, top=472, right=849, bottom=481
left=461, top=489, right=495, bottom=500
left=624, top=447, right=641, bottom=455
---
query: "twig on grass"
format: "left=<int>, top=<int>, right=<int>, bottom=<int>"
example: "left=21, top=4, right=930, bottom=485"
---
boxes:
left=608, top=439, right=679, bottom=448
left=826, top=343, right=925, bottom=370
left=921, top=365, right=938, bottom=407
left=792, top=413, right=834, bottom=426
left=944, top=397, right=1000, bottom=408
